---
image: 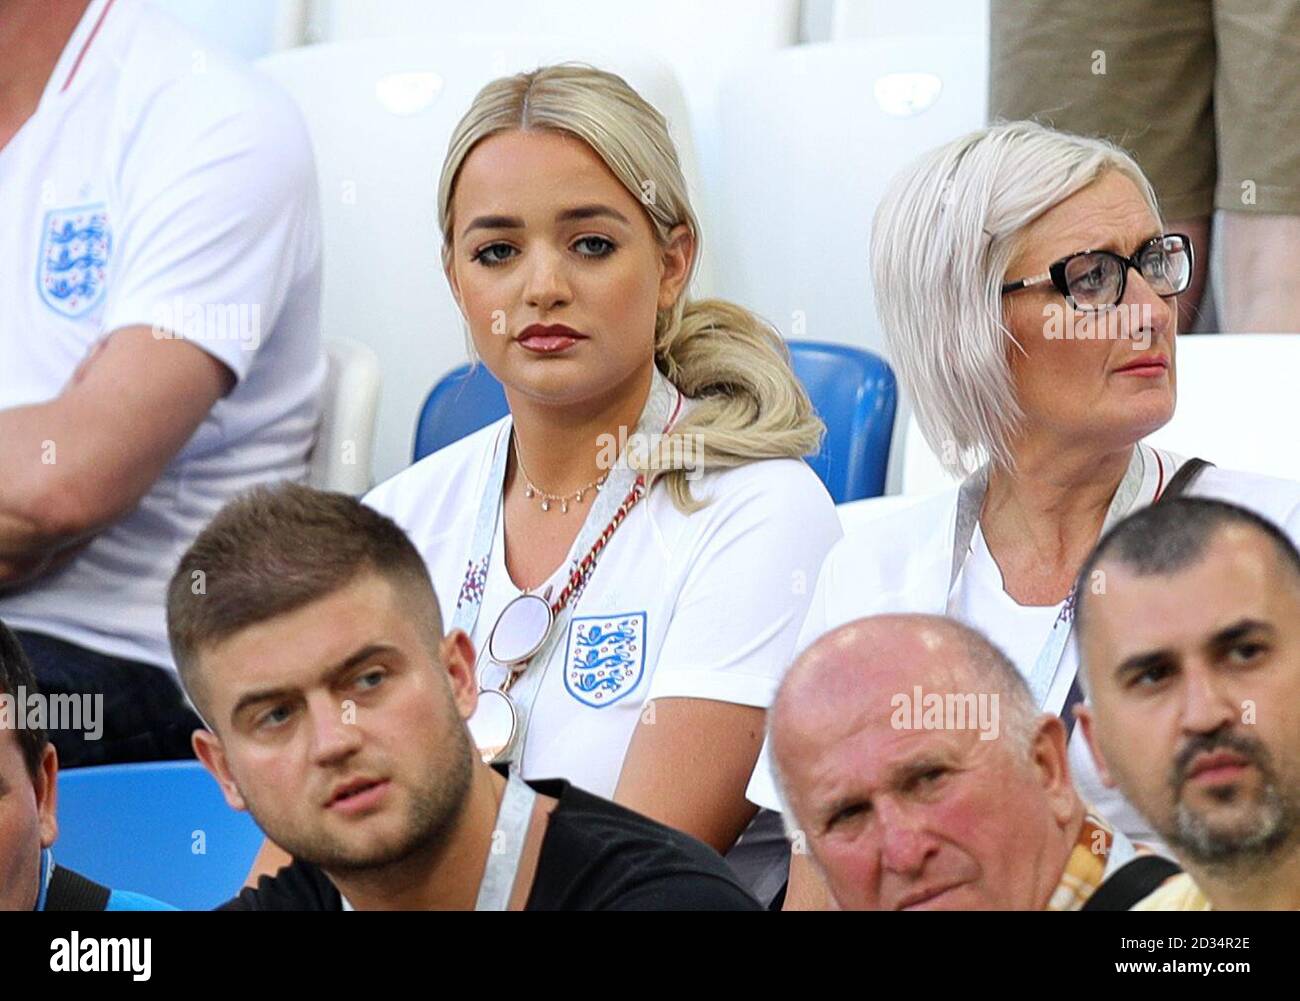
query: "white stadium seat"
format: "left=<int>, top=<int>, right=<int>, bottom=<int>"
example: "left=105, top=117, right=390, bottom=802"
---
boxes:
left=309, top=336, right=382, bottom=496
left=258, top=36, right=702, bottom=484
left=711, top=36, right=987, bottom=357
left=149, top=0, right=306, bottom=58
left=824, top=0, right=990, bottom=47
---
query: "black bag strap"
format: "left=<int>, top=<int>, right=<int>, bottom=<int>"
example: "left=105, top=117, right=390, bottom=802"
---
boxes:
left=1160, top=457, right=1214, bottom=501
left=43, top=865, right=112, bottom=912
left=1082, top=855, right=1182, bottom=911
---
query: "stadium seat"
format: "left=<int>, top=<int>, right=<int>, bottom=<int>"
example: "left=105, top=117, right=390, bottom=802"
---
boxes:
left=258, top=36, right=703, bottom=484
left=900, top=333, right=1300, bottom=494
left=824, top=0, right=989, bottom=51
left=55, top=760, right=264, bottom=912
left=150, top=0, right=304, bottom=58
left=412, top=363, right=509, bottom=463
left=789, top=340, right=897, bottom=502
left=413, top=344, right=897, bottom=504
left=308, top=336, right=382, bottom=495
left=711, top=36, right=987, bottom=359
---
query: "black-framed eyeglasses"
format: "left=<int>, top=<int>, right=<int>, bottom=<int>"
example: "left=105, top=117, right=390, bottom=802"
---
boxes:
left=1001, top=233, right=1194, bottom=310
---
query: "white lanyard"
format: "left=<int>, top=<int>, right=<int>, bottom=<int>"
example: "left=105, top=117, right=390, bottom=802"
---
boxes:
left=474, top=770, right=539, bottom=911
left=948, top=445, right=1156, bottom=710
left=450, top=367, right=683, bottom=763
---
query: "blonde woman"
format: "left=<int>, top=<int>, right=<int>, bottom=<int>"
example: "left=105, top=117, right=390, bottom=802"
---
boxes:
left=341, top=65, right=836, bottom=893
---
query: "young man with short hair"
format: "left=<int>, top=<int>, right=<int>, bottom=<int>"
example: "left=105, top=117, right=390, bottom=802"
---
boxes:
left=168, top=484, right=760, bottom=911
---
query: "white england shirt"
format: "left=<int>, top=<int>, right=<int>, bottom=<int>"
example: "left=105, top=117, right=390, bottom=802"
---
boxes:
left=363, top=407, right=843, bottom=798
left=747, top=445, right=1300, bottom=846
left=0, top=0, right=324, bottom=668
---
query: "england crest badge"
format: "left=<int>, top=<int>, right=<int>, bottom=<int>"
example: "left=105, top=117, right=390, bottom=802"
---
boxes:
left=564, top=612, right=647, bottom=708
left=37, top=203, right=111, bottom=318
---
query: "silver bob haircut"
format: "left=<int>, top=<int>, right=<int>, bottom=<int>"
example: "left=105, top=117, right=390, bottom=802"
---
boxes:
left=871, top=121, right=1162, bottom=476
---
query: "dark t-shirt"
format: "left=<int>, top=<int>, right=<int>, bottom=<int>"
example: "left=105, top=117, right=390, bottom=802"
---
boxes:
left=220, top=777, right=761, bottom=911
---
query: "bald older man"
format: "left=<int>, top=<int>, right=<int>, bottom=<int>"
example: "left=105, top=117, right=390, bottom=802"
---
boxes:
left=768, top=614, right=1178, bottom=910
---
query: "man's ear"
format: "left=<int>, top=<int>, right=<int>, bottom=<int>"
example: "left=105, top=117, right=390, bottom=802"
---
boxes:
left=1074, top=706, right=1115, bottom=788
left=656, top=223, right=695, bottom=312
left=1029, top=714, right=1077, bottom=826
left=34, top=744, right=58, bottom=849
left=193, top=729, right=247, bottom=812
left=439, top=629, right=479, bottom=721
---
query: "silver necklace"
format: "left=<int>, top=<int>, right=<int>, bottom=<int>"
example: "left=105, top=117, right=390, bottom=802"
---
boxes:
left=512, top=431, right=609, bottom=514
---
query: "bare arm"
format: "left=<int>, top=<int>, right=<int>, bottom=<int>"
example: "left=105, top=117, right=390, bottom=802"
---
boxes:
left=613, top=697, right=763, bottom=854
left=0, top=325, right=233, bottom=583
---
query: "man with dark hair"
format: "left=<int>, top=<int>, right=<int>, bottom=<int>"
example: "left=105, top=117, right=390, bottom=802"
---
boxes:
left=1074, top=497, right=1300, bottom=910
left=0, top=619, right=173, bottom=910
left=170, top=484, right=759, bottom=911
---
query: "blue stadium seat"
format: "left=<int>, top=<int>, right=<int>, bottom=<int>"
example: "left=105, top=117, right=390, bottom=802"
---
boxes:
left=788, top=340, right=897, bottom=502
left=412, top=345, right=897, bottom=503
left=55, top=760, right=264, bottom=911
left=412, top=363, right=509, bottom=463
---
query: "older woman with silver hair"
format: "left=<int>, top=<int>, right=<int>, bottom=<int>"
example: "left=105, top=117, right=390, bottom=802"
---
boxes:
left=748, top=120, right=1300, bottom=908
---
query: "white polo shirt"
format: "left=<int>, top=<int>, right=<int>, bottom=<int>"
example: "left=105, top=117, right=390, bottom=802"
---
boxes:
left=363, top=413, right=843, bottom=799
left=747, top=445, right=1300, bottom=846
left=0, top=0, right=324, bottom=669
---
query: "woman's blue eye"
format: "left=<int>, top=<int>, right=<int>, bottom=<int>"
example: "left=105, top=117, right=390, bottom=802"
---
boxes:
left=472, top=243, right=517, bottom=267
left=573, top=236, right=615, bottom=257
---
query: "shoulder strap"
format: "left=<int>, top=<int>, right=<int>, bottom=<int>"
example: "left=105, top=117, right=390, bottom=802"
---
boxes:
left=44, top=865, right=112, bottom=912
left=1160, top=457, right=1214, bottom=502
left=1082, top=855, right=1182, bottom=911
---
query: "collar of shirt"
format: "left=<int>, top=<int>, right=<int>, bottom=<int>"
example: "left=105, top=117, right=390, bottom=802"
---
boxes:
left=1134, top=872, right=1212, bottom=911
left=1048, top=811, right=1127, bottom=911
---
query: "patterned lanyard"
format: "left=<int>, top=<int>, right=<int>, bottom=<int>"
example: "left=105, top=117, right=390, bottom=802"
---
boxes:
left=948, top=444, right=1156, bottom=709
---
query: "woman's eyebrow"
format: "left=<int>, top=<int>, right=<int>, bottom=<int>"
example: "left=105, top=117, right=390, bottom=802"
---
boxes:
left=556, top=204, right=631, bottom=225
left=460, top=205, right=630, bottom=239
left=462, top=214, right=524, bottom=238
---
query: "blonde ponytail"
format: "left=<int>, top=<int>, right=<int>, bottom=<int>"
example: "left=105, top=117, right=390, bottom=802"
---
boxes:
left=440, top=64, right=823, bottom=513
left=648, top=299, right=823, bottom=511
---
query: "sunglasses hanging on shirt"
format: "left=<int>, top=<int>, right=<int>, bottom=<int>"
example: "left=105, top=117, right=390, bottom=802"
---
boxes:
left=467, top=476, right=649, bottom=763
